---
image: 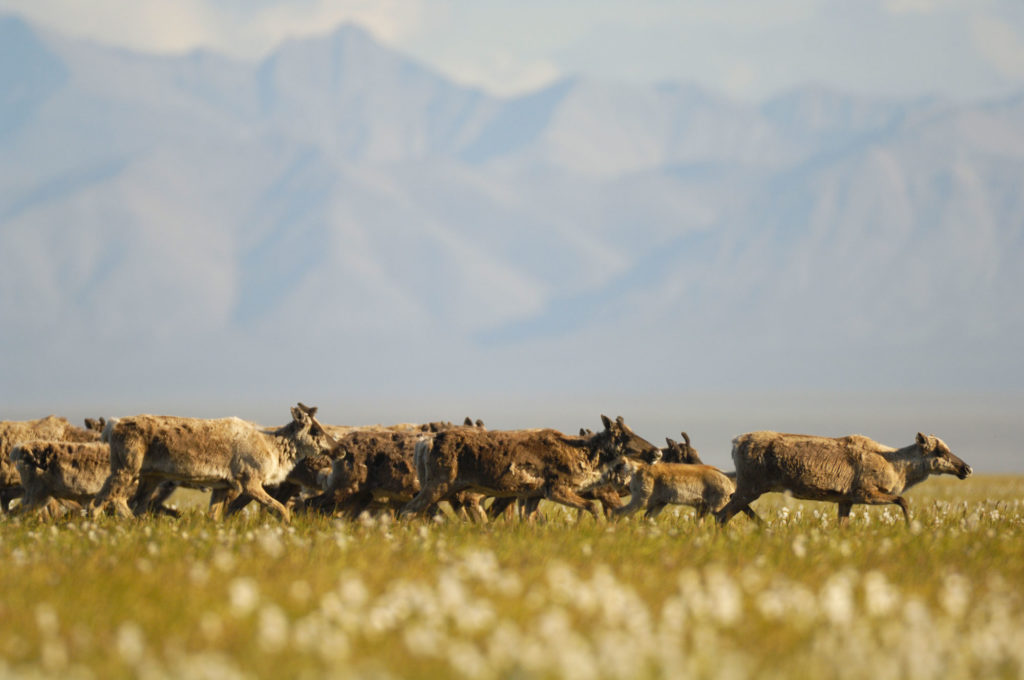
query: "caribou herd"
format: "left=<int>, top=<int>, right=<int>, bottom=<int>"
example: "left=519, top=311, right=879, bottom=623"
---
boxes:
left=0, top=405, right=973, bottom=526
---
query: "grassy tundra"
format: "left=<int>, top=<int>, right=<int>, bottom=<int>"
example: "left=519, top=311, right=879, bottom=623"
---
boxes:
left=0, top=476, right=1022, bottom=679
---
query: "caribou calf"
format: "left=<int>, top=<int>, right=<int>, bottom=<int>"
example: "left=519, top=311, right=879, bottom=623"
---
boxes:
left=599, top=456, right=759, bottom=521
left=11, top=440, right=177, bottom=517
left=1, top=416, right=105, bottom=512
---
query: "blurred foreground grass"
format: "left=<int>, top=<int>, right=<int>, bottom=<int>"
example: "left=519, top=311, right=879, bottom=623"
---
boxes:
left=0, top=476, right=1022, bottom=679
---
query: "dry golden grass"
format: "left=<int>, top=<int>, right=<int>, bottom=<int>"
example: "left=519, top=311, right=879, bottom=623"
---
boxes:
left=0, top=475, right=1021, bottom=679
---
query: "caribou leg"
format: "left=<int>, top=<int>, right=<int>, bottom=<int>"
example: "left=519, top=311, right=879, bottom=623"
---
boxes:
left=715, top=490, right=762, bottom=525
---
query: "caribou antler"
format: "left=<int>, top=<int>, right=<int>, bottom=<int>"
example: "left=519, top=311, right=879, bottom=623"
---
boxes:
left=296, top=402, right=318, bottom=417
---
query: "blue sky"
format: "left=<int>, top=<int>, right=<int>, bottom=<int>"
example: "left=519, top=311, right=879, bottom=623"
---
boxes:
left=2, top=0, right=1023, bottom=98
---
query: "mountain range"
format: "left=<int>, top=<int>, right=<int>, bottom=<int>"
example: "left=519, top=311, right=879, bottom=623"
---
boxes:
left=1, top=14, right=1021, bottom=430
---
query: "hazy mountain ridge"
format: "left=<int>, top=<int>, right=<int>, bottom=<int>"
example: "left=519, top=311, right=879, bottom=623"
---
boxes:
left=1, top=14, right=1021, bottom=404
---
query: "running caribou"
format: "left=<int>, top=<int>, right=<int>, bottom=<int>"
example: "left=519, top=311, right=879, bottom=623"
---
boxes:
left=91, top=404, right=339, bottom=522
left=401, top=415, right=660, bottom=519
left=716, top=431, right=972, bottom=526
left=0, top=416, right=104, bottom=511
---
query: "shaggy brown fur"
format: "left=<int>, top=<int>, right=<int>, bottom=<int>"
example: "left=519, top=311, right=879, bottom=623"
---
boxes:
left=221, top=417, right=487, bottom=518
left=0, top=416, right=103, bottom=511
left=600, top=457, right=757, bottom=521
left=487, top=430, right=693, bottom=521
left=316, top=429, right=427, bottom=517
left=308, top=419, right=487, bottom=520
left=90, top=405, right=338, bottom=522
left=401, top=415, right=659, bottom=519
left=11, top=440, right=113, bottom=515
left=221, top=418, right=488, bottom=519
left=717, top=431, right=973, bottom=526
left=10, top=439, right=177, bottom=518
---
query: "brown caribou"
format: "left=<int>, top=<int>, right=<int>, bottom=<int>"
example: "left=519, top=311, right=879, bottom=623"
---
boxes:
left=91, top=404, right=338, bottom=522
left=716, top=431, right=972, bottom=526
left=401, top=415, right=660, bottom=519
left=0, top=416, right=104, bottom=511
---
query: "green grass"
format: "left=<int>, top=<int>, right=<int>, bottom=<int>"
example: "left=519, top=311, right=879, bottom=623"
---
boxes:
left=1, top=476, right=1022, bottom=679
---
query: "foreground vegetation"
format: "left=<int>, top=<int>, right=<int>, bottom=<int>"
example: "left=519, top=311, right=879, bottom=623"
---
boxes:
left=0, top=476, right=1022, bottom=679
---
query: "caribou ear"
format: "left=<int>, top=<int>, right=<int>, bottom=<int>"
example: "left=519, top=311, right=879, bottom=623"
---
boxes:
left=616, top=415, right=626, bottom=426
left=291, top=406, right=304, bottom=422
left=475, top=419, right=485, bottom=429
left=464, top=417, right=473, bottom=426
left=681, top=432, right=690, bottom=446
left=601, top=414, right=613, bottom=430
left=666, top=437, right=677, bottom=448
left=916, top=432, right=930, bottom=450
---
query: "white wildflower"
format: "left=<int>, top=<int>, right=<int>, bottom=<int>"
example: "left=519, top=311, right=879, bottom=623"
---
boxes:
left=228, top=577, right=260, bottom=616
left=437, top=571, right=468, bottom=615
left=484, top=621, right=523, bottom=667
left=458, top=549, right=499, bottom=582
left=545, top=561, right=578, bottom=605
left=902, top=597, right=931, bottom=628
left=257, top=530, right=285, bottom=559
left=115, top=621, right=146, bottom=665
left=705, top=568, right=742, bottom=626
left=212, top=548, right=236, bottom=573
left=316, top=631, right=349, bottom=662
left=447, top=640, right=489, bottom=679
left=862, top=571, right=899, bottom=617
left=258, top=604, right=289, bottom=652
left=41, top=639, right=68, bottom=672
left=367, top=599, right=402, bottom=635
left=189, top=563, right=210, bottom=585
left=457, top=600, right=496, bottom=634
left=820, top=573, right=854, bottom=626
left=756, top=588, right=787, bottom=620
left=338, top=576, right=368, bottom=609
left=940, top=573, right=971, bottom=617
left=403, top=623, right=443, bottom=657
left=34, top=604, right=59, bottom=636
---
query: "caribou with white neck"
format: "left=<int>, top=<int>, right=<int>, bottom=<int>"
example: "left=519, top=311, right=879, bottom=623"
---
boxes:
left=716, top=431, right=972, bottom=526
